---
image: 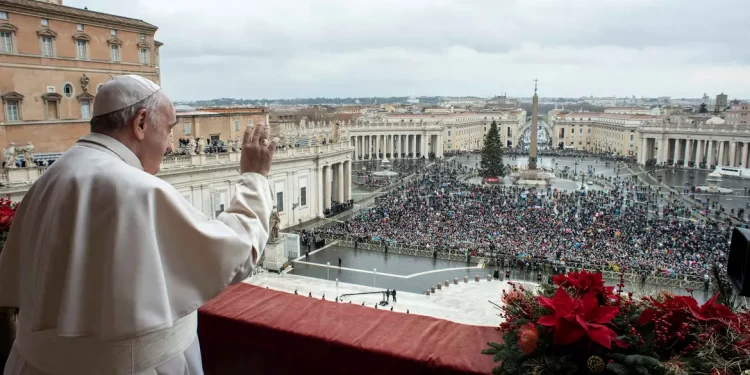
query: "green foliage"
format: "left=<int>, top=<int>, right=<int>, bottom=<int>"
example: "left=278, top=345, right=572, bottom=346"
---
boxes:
left=608, top=354, right=665, bottom=375
left=480, top=121, right=505, bottom=178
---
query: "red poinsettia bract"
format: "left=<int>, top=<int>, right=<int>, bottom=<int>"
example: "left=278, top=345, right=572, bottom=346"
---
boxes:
left=552, top=269, right=615, bottom=299
left=537, top=288, right=621, bottom=349
left=638, top=293, right=736, bottom=328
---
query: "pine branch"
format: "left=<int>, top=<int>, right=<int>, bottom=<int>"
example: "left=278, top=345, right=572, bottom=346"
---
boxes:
left=606, top=363, right=629, bottom=375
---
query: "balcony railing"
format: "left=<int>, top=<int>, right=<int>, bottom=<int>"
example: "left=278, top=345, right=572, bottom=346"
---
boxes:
left=159, top=143, right=353, bottom=171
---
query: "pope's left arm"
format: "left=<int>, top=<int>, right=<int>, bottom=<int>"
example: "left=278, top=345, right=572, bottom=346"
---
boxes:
left=144, top=171, right=273, bottom=304
left=215, top=172, right=274, bottom=284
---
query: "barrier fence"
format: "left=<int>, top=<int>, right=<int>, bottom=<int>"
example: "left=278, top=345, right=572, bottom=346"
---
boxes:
left=317, top=234, right=705, bottom=289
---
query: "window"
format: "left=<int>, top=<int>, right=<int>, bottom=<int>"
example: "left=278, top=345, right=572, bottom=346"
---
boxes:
left=139, top=48, right=149, bottom=64
left=1, top=32, right=13, bottom=53
left=300, top=187, right=307, bottom=206
left=77, top=24, right=84, bottom=31
left=184, top=123, right=191, bottom=135
left=41, top=18, right=49, bottom=26
left=62, top=83, right=73, bottom=98
left=81, top=101, right=91, bottom=119
left=43, top=93, right=61, bottom=120
left=448, top=131, right=451, bottom=136
left=234, top=120, right=239, bottom=131
left=40, top=36, right=53, bottom=57
left=630, top=135, right=635, bottom=141
left=5, top=100, right=19, bottom=121
left=76, top=40, right=87, bottom=59
left=111, top=29, right=117, bottom=36
left=587, top=128, right=591, bottom=134
left=580, top=128, right=583, bottom=133
left=110, top=44, right=119, bottom=61
left=276, top=192, right=284, bottom=212
left=140, top=34, right=145, bottom=40
left=0, top=12, right=7, bottom=20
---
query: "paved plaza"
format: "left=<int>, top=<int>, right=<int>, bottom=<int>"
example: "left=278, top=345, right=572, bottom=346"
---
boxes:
left=284, top=154, right=750, bottom=314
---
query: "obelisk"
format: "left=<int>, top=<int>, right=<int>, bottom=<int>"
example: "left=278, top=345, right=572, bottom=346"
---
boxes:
left=529, top=79, right=539, bottom=170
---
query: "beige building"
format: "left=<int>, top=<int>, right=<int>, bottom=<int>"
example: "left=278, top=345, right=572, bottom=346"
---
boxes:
left=0, top=0, right=160, bottom=157
left=172, top=107, right=269, bottom=147
left=726, top=101, right=749, bottom=127
left=550, top=112, right=653, bottom=156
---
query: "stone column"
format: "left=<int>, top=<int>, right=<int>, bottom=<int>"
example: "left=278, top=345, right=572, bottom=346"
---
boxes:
left=683, top=140, right=692, bottom=168
left=640, top=137, right=647, bottom=164
left=344, top=160, right=351, bottom=201
left=323, top=166, right=331, bottom=211
left=375, top=135, right=380, bottom=159
left=352, top=136, right=357, bottom=160
left=404, top=135, right=408, bottom=157
left=742, top=143, right=749, bottom=168
left=331, top=163, right=338, bottom=203
left=437, top=135, right=444, bottom=157
left=695, top=140, right=703, bottom=168
left=318, top=166, right=324, bottom=217
left=384, top=135, right=389, bottom=157
left=718, top=141, right=725, bottom=166
left=421, top=135, right=427, bottom=157
left=411, top=135, right=417, bottom=158
left=395, top=134, right=400, bottom=158
left=337, top=162, right=344, bottom=202
left=730, top=142, right=737, bottom=167
left=706, top=140, right=714, bottom=167
left=672, top=139, right=679, bottom=165
left=656, top=138, right=666, bottom=164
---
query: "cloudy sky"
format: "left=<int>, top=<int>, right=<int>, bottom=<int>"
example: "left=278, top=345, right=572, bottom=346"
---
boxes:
left=67, top=0, right=750, bottom=101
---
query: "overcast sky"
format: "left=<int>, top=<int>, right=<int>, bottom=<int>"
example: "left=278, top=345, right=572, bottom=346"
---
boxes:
left=67, top=0, right=750, bottom=101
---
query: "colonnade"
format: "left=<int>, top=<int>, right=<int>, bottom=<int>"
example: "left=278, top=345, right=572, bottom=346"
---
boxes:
left=349, top=133, right=443, bottom=160
left=640, top=137, right=750, bottom=169
left=317, top=160, right=352, bottom=216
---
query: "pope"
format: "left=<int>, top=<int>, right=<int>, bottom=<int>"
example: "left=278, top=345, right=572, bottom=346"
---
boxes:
left=0, top=75, right=277, bottom=375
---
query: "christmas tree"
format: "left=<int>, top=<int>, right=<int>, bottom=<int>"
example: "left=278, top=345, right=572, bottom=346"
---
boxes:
left=480, top=121, right=505, bottom=178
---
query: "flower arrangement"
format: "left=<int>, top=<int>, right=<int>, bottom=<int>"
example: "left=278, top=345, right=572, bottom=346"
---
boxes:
left=0, top=197, right=18, bottom=235
left=483, top=269, right=750, bottom=375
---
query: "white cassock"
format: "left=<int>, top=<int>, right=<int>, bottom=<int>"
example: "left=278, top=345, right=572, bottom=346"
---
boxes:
left=0, top=133, right=273, bottom=375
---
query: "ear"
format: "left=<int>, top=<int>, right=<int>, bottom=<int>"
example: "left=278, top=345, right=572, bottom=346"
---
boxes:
left=130, top=108, right=149, bottom=141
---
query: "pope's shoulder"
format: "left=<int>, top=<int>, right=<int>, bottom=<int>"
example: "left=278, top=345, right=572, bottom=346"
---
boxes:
left=36, top=145, right=176, bottom=197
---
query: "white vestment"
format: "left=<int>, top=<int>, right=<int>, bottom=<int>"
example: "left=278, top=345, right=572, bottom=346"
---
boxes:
left=0, top=133, right=273, bottom=375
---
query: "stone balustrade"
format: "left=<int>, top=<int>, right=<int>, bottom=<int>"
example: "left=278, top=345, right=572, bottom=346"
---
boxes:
left=159, top=142, right=352, bottom=171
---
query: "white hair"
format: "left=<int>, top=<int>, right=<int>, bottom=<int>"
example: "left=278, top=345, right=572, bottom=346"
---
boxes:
left=90, top=92, right=169, bottom=134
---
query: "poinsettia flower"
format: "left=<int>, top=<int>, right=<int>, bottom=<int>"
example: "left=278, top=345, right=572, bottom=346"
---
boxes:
left=688, top=293, right=736, bottom=322
left=537, top=288, right=620, bottom=348
left=553, top=270, right=615, bottom=299
left=637, top=294, right=699, bottom=327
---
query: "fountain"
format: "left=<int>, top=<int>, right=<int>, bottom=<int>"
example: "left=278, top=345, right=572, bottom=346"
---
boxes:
left=696, top=169, right=733, bottom=194
left=372, top=158, right=399, bottom=178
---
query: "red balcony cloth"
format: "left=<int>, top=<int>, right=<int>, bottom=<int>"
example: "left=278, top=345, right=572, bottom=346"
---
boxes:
left=198, top=283, right=500, bottom=375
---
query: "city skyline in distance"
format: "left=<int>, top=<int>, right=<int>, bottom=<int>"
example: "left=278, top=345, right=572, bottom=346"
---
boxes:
left=66, top=0, right=750, bottom=101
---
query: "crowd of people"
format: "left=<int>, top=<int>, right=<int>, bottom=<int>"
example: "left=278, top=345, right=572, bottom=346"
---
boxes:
left=317, top=160, right=731, bottom=279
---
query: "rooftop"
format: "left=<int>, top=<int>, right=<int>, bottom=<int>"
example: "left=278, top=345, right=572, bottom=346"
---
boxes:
left=0, top=0, right=158, bottom=32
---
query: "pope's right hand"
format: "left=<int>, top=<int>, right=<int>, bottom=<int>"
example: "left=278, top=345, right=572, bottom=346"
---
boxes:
left=240, top=123, right=277, bottom=177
